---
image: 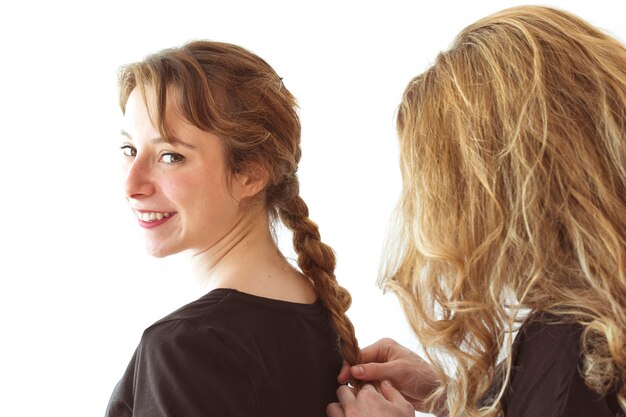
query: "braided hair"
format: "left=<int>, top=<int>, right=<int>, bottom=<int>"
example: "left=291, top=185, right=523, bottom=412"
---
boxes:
left=119, top=40, right=361, bottom=366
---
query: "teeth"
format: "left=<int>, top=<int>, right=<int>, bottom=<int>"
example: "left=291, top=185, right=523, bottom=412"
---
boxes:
left=136, top=211, right=173, bottom=222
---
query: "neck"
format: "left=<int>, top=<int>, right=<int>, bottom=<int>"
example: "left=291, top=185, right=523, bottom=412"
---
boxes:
left=187, top=205, right=316, bottom=304
left=187, top=203, right=266, bottom=282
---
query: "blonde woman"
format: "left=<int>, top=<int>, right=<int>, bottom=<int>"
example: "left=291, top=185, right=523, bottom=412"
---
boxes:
left=328, top=6, right=625, bottom=417
left=105, top=41, right=360, bottom=417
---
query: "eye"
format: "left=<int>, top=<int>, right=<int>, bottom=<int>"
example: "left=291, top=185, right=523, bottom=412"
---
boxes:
left=160, top=153, right=185, bottom=164
left=120, top=145, right=136, bottom=157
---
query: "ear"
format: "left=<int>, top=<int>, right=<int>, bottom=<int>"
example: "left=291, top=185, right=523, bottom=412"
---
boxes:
left=232, top=163, right=269, bottom=201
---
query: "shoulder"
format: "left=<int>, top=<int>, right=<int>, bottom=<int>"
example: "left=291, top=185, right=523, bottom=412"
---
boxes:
left=149, top=288, right=330, bottom=329
left=136, top=287, right=337, bottom=378
left=513, top=312, right=583, bottom=362
left=140, top=315, right=235, bottom=361
left=107, top=314, right=259, bottom=417
left=503, top=312, right=584, bottom=394
left=136, top=290, right=273, bottom=378
left=501, top=312, right=619, bottom=417
left=130, top=318, right=259, bottom=416
left=136, top=291, right=258, bottom=390
left=108, top=289, right=340, bottom=417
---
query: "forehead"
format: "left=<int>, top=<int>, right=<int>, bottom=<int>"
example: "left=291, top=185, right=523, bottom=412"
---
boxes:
left=123, top=86, right=227, bottom=156
left=124, top=86, right=190, bottom=137
left=125, top=84, right=177, bottom=121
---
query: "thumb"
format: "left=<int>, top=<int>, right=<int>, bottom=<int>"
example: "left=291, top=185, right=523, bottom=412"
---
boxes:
left=351, top=362, right=396, bottom=382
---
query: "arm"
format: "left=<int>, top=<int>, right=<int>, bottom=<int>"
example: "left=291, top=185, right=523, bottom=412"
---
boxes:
left=131, top=322, right=257, bottom=417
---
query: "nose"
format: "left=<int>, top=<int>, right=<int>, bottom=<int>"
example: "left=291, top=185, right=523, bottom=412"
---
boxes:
left=124, top=156, right=155, bottom=200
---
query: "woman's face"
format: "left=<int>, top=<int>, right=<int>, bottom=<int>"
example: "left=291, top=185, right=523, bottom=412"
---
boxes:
left=120, top=87, right=244, bottom=258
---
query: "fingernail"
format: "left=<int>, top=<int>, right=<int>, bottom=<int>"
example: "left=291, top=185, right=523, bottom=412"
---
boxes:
left=352, top=366, right=364, bottom=377
left=382, top=380, right=391, bottom=387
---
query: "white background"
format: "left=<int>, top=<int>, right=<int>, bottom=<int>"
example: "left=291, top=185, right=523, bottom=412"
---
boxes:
left=1, top=1, right=624, bottom=416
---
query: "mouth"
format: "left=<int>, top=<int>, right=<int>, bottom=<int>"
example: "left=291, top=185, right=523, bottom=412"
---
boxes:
left=134, top=210, right=177, bottom=228
left=135, top=211, right=175, bottom=222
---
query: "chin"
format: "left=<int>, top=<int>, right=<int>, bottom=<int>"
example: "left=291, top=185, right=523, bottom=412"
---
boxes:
left=144, top=242, right=183, bottom=259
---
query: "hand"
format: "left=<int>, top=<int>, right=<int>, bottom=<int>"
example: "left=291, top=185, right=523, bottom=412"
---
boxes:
left=326, top=382, right=415, bottom=417
left=337, top=338, right=444, bottom=413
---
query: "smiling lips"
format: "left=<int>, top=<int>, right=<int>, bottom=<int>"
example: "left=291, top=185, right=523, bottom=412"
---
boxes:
left=135, top=210, right=176, bottom=229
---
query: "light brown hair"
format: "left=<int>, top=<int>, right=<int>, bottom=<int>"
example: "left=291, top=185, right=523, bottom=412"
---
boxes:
left=383, top=6, right=626, bottom=416
left=119, top=40, right=360, bottom=366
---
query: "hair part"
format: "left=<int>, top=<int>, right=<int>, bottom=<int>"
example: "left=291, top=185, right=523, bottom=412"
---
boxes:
left=119, top=40, right=361, bottom=366
left=383, top=6, right=626, bottom=416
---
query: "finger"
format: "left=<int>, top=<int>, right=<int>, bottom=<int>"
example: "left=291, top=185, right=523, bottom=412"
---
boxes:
left=359, top=383, right=378, bottom=393
left=336, top=384, right=357, bottom=405
left=380, top=380, right=409, bottom=403
left=326, top=402, right=344, bottom=417
left=355, top=383, right=385, bottom=402
left=354, top=383, right=379, bottom=400
left=337, top=360, right=351, bottom=384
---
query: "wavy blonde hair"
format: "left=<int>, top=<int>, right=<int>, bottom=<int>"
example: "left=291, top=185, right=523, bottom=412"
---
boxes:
left=382, top=6, right=626, bottom=416
left=118, top=41, right=361, bottom=366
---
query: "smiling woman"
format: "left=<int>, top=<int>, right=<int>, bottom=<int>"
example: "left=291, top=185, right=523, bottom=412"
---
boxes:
left=105, top=41, right=361, bottom=417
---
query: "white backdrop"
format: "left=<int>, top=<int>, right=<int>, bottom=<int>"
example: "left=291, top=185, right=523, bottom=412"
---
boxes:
left=1, top=1, right=624, bottom=416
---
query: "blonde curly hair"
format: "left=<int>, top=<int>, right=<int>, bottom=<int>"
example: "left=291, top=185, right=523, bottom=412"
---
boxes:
left=382, top=6, right=626, bottom=416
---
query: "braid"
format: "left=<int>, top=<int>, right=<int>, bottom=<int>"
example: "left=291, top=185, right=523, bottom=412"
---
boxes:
left=277, top=182, right=361, bottom=366
left=122, top=40, right=362, bottom=384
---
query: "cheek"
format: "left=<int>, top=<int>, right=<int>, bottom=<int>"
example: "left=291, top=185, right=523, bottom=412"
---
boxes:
left=161, top=172, right=197, bottom=203
left=162, top=171, right=233, bottom=208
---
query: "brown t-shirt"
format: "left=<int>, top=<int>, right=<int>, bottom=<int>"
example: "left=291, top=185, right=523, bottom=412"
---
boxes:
left=105, top=289, right=342, bottom=417
left=487, top=313, right=624, bottom=416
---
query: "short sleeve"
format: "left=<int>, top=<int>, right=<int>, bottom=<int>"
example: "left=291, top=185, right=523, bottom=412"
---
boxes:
left=110, top=319, right=258, bottom=417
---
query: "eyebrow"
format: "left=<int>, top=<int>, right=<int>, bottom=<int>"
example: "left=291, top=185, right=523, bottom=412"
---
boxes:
left=120, top=129, right=197, bottom=149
